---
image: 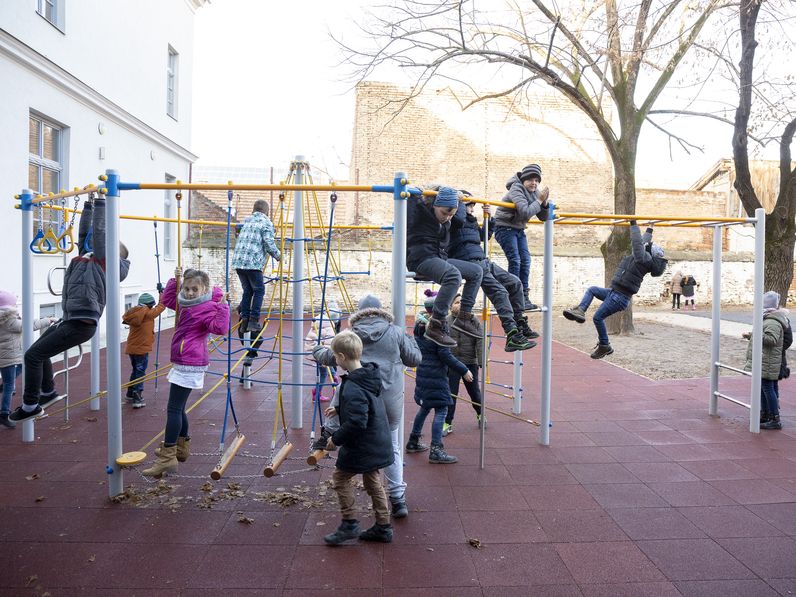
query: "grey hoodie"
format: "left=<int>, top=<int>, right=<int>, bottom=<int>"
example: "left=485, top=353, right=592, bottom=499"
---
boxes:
left=0, top=308, right=52, bottom=368
left=313, top=307, right=421, bottom=428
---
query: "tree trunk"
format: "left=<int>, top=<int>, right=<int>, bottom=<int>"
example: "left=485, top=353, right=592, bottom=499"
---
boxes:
left=765, top=209, right=796, bottom=305
left=601, top=152, right=637, bottom=336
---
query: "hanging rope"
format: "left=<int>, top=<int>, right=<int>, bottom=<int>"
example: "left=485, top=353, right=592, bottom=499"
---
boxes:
left=153, top=220, right=163, bottom=394
left=219, top=189, right=241, bottom=451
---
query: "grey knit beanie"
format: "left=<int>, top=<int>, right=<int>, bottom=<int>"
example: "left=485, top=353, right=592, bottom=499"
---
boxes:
left=357, top=294, right=382, bottom=311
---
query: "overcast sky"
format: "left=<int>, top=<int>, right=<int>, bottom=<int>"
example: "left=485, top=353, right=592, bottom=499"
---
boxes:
left=190, top=0, right=779, bottom=189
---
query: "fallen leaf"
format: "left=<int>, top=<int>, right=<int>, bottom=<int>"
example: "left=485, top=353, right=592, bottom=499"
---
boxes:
left=25, top=575, right=38, bottom=587
left=237, top=514, right=254, bottom=525
left=25, top=474, right=40, bottom=481
left=200, top=482, right=213, bottom=492
left=467, top=538, right=483, bottom=549
left=84, top=416, right=98, bottom=422
left=426, top=547, right=434, bottom=552
left=59, top=424, right=72, bottom=430
left=316, top=521, right=326, bottom=526
left=35, top=496, right=46, bottom=503
left=273, top=522, right=281, bottom=527
left=88, top=554, right=96, bottom=562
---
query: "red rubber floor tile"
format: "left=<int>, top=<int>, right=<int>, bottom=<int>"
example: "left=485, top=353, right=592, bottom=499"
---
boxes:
left=623, top=462, right=700, bottom=483
left=459, top=509, right=547, bottom=543
left=520, top=483, right=601, bottom=511
left=715, top=536, right=796, bottom=579
left=603, top=445, right=672, bottom=463
left=187, top=545, right=294, bottom=589
left=674, top=579, right=781, bottom=597
left=583, top=483, right=669, bottom=508
left=708, top=479, right=796, bottom=504
left=680, top=459, right=760, bottom=481
left=452, top=485, right=528, bottom=510
left=679, top=505, right=784, bottom=538
left=286, top=545, right=384, bottom=589
left=747, top=502, right=796, bottom=535
left=636, top=538, right=756, bottom=581
left=536, top=508, right=628, bottom=542
left=647, top=481, right=737, bottom=507
left=555, top=541, right=666, bottom=584
left=579, top=582, right=682, bottom=597
left=607, top=507, right=706, bottom=540
left=471, top=543, right=575, bottom=586
left=565, top=463, right=639, bottom=484
left=382, top=544, right=478, bottom=588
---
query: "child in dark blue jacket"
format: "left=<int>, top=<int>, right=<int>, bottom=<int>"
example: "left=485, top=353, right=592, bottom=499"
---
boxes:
left=406, top=313, right=472, bottom=464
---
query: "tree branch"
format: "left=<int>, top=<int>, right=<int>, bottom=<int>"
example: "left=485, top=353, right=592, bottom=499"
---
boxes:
left=645, top=116, right=704, bottom=156
left=649, top=109, right=769, bottom=144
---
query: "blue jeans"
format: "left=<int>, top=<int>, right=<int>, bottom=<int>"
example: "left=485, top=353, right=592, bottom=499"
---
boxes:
left=129, top=354, right=148, bottom=393
left=413, top=257, right=483, bottom=318
left=578, top=286, right=631, bottom=346
left=761, top=379, right=780, bottom=416
left=494, top=226, right=531, bottom=292
left=411, top=404, right=448, bottom=445
left=1, top=364, right=22, bottom=414
left=236, top=269, right=265, bottom=322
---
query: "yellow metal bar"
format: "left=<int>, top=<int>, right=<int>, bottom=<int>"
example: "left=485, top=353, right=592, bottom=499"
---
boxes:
left=553, top=211, right=751, bottom=224
left=26, top=184, right=99, bottom=205
left=136, top=183, right=380, bottom=192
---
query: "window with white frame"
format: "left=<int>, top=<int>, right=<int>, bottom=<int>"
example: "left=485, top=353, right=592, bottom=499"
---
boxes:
left=37, top=0, right=64, bottom=31
left=29, top=113, right=67, bottom=233
left=166, top=47, right=179, bottom=119
left=124, top=293, right=139, bottom=312
left=39, top=302, right=63, bottom=320
left=164, top=174, right=176, bottom=259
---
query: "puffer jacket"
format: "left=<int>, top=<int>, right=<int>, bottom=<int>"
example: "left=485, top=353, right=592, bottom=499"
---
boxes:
left=681, top=276, right=698, bottom=298
left=610, top=224, right=654, bottom=297
left=745, top=310, right=790, bottom=380
left=413, top=321, right=468, bottom=408
left=161, top=278, right=230, bottom=366
left=62, top=199, right=131, bottom=323
left=671, top=272, right=683, bottom=294
left=0, top=308, right=51, bottom=368
left=493, top=174, right=550, bottom=230
left=447, top=313, right=484, bottom=366
left=331, top=363, right=394, bottom=474
left=313, top=307, right=421, bottom=427
left=449, top=201, right=493, bottom=262
left=123, top=303, right=166, bottom=355
left=406, top=194, right=452, bottom=270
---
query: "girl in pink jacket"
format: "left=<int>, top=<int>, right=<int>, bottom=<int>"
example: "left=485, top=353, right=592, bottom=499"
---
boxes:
left=143, top=267, right=230, bottom=477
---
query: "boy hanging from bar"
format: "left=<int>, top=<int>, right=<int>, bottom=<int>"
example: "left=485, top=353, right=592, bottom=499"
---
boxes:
left=11, top=195, right=131, bottom=422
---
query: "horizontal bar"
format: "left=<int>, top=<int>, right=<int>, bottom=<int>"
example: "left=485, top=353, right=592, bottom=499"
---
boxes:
left=553, top=212, right=752, bottom=224
left=715, top=362, right=752, bottom=376
left=714, top=391, right=751, bottom=409
left=127, top=183, right=390, bottom=192
left=28, top=184, right=99, bottom=205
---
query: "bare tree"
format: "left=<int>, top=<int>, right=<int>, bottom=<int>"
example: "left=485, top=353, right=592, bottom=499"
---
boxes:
left=731, top=0, right=796, bottom=303
left=342, top=0, right=724, bottom=333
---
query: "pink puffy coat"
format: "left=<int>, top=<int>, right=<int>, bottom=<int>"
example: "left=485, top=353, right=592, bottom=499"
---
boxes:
left=162, top=278, right=230, bottom=366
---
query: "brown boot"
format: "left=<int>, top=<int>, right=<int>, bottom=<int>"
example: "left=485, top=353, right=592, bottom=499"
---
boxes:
left=156, top=436, right=190, bottom=463
left=142, top=443, right=178, bottom=478
left=451, top=311, right=481, bottom=338
left=424, top=317, right=457, bottom=347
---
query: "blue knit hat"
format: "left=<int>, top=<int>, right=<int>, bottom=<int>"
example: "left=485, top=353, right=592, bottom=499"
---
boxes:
left=138, top=293, right=155, bottom=306
left=434, top=186, right=459, bottom=208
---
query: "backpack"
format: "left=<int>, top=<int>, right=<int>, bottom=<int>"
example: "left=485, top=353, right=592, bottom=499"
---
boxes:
left=649, top=256, right=668, bottom=277
left=777, top=317, right=793, bottom=379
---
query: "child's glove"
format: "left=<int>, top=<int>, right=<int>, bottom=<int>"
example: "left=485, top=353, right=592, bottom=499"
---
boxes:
left=156, top=282, right=164, bottom=293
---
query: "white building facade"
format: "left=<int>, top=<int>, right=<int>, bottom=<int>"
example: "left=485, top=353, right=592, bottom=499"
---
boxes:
left=0, top=0, right=204, bottom=339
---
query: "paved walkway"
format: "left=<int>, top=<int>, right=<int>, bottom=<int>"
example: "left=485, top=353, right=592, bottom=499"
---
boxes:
left=636, top=309, right=752, bottom=338
left=1, top=324, right=794, bottom=595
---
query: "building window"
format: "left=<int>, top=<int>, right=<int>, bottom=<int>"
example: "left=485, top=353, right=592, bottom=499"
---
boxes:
left=39, top=302, right=63, bottom=320
left=37, top=0, right=64, bottom=31
left=166, top=47, right=179, bottom=119
left=164, top=174, right=176, bottom=259
left=29, top=113, right=66, bottom=233
left=124, top=294, right=139, bottom=312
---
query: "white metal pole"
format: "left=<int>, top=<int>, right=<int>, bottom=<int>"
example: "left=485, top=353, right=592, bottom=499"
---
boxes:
left=392, top=172, right=408, bottom=460
left=512, top=352, right=522, bottom=414
left=104, top=170, right=124, bottom=496
left=20, top=190, right=36, bottom=443
left=479, top=212, right=489, bottom=469
left=89, top=334, right=100, bottom=410
left=709, top=225, right=722, bottom=416
left=540, top=203, right=555, bottom=445
left=291, top=157, right=305, bottom=429
left=750, top=207, right=765, bottom=433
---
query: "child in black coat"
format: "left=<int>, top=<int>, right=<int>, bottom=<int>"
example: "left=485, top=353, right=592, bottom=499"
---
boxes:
left=323, top=330, right=394, bottom=546
left=407, top=313, right=472, bottom=464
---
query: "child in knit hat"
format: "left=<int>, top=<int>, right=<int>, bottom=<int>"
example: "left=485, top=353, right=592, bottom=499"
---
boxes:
left=406, top=186, right=483, bottom=348
left=122, top=292, right=166, bottom=408
left=493, top=163, right=550, bottom=310
left=0, top=291, right=55, bottom=427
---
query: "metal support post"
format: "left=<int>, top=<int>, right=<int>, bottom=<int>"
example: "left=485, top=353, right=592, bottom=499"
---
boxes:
left=243, top=332, right=252, bottom=390
left=291, top=156, right=305, bottom=429
left=479, top=212, right=489, bottom=469
left=20, top=189, right=36, bottom=443
left=512, top=352, right=522, bottom=414
left=709, top=225, right=722, bottom=416
left=104, top=170, right=124, bottom=496
left=750, top=207, right=765, bottom=433
left=392, top=172, right=408, bottom=460
left=540, top=202, right=555, bottom=445
left=90, top=334, right=100, bottom=410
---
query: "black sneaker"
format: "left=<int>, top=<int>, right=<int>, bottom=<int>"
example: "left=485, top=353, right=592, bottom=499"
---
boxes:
left=9, top=405, right=43, bottom=422
left=405, top=434, right=429, bottom=453
left=359, top=523, right=393, bottom=543
left=38, top=391, right=61, bottom=409
left=125, top=388, right=136, bottom=401
left=590, top=343, right=614, bottom=359
left=131, top=395, right=146, bottom=409
left=516, top=315, right=539, bottom=340
left=506, top=329, right=536, bottom=352
left=324, top=519, right=361, bottom=546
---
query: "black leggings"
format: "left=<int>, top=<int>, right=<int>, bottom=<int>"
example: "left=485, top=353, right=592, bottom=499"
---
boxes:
left=672, top=293, right=681, bottom=308
left=165, top=383, right=192, bottom=445
left=446, top=363, right=482, bottom=423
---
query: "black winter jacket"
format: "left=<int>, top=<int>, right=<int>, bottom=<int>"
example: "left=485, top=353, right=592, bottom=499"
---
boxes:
left=406, top=194, right=452, bottom=270
left=413, top=322, right=469, bottom=408
left=62, top=199, right=131, bottom=322
left=610, top=224, right=654, bottom=298
left=449, top=202, right=493, bottom=262
left=330, top=363, right=394, bottom=474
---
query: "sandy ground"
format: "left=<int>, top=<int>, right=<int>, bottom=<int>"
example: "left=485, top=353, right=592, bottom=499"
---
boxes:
left=535, top=306, right=752, bottom=381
